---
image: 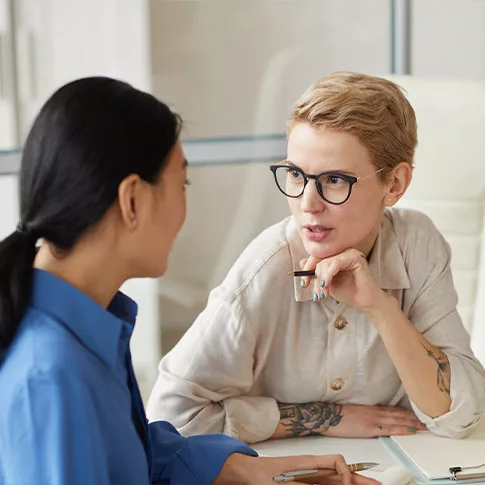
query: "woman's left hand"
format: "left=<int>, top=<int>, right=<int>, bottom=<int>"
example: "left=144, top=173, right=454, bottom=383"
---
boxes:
left=301, top=249, right=386, bottom=310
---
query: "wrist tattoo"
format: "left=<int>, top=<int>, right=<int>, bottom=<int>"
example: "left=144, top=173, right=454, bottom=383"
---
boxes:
left=278, top=402, right=343, bottom=437
left=421, top=342, right=451, bottom=394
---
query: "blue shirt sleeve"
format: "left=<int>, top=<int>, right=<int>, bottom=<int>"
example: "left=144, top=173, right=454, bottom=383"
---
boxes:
left=2, top=368, right=111, bottom=485
left=148, top=421, right=258, bottom=485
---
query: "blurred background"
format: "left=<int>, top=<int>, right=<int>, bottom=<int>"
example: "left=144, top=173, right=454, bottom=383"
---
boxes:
left=1, top=0, right=485, bottom=400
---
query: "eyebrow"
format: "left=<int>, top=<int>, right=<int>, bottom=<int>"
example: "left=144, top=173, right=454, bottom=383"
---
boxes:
left=283, top=159, right=355, bottom=176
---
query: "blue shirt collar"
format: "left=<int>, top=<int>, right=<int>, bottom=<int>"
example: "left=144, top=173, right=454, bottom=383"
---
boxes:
left=29, top=269, right=138, bottom=368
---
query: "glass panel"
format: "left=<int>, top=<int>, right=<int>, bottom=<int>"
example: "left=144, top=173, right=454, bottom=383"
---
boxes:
left=151, top=0, right=391, bottom=139
left=412, top=0, right=485, bottom=79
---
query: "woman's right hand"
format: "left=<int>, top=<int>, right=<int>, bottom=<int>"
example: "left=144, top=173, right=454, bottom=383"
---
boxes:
left=322, top=404, right=427, bottom=438
left=214, top=453, right=381, bottom=485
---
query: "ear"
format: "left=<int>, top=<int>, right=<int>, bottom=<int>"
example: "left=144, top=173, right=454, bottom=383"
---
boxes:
left=384, top=162, right=413, bottom=207
left=118, top=174, right=143, bottom=229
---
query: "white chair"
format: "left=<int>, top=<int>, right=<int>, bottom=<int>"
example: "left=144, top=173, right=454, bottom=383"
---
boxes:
left=386, top=75, right=485, bottom=365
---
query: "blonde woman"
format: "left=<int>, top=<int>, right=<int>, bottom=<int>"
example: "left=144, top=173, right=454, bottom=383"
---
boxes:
left=148, top=72, right=485, bottom=444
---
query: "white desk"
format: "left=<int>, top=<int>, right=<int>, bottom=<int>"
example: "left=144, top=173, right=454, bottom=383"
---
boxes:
left=252, top=433, right=485, bottom=485
left=252, top=435, right=400, bottom=482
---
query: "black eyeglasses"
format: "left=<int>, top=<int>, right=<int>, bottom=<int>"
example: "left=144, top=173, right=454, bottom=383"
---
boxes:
left=269, top=163, right=384, bottom=205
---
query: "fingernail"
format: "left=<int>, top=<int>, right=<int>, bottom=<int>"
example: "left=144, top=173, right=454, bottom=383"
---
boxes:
left=409, top=427, right=417, bottom=433
left=320, top=290, right=325, bottom=299
left=312, top=292, right=319, bottom=302
left=300, top=280, right=305, bottom=288
left=320, top=279, right=325, bottom=288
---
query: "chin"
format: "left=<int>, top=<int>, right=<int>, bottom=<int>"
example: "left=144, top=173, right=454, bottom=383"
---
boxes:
left=303, top=240, right=346, bottom=260
left=135, top=259, right=168, bottom=279
left=151, top=262, right=168, bottom=278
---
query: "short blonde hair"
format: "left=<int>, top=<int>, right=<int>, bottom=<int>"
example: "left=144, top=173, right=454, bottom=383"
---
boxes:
left=289, top=72, right=417, bottom=174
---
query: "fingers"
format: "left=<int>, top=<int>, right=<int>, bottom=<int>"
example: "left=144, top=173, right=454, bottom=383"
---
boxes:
left=379, top=415, right=425, bottom=430
left=299, top=256, right=320, bottom=288
left=351, top=473, right=382, bottom=485
left=282, top=454, right=351, bottom=485
left=334, top=457, right=352, bottom=485
left=318, top=259, right=341, bottom=298
left=311, top=472, right=381, bottom=485
left=268, top=455, right=381, bottom=485
left=313, top=454, right=352, bottom=485
left=303, top=249, right=368, bottom=300
left=373, top=424, right=424, bottom=436
left=375, top=407, right=426, bottom=432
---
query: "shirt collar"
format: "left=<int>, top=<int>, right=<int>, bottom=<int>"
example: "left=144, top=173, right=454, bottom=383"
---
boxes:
left=286, top=218, right=316, bottom=302
left=29, top=269, right=138, bottom=368
left=287, top=210, right=410, bottom=303
left=368, top=210, right=410, bottom=291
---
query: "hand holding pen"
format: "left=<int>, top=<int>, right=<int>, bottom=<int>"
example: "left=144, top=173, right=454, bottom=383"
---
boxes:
left=213, top=453, right=381, bottom=485
left=289, top=249, right=384, bottom=310
left=273, top=462, right=379, bottom=483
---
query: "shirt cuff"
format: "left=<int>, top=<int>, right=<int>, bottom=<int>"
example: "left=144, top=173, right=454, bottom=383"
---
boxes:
left=150, top=421, right=257, bottom=485
left=409, top=355, right=485, bottom=438
left=175, top=434, right=258, bottom=484
left=223, top=396, right=280, bottom=443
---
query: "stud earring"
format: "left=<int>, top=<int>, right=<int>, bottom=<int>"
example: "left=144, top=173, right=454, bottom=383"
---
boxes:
left=132, top=219, right=137, bottom=228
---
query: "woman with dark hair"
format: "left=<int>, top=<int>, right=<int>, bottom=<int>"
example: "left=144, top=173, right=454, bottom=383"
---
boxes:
left=0, top=77, right=377, bottom=485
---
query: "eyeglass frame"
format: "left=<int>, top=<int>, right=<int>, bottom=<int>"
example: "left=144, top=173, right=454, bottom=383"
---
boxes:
left=269, top=163, right=385, bottom=205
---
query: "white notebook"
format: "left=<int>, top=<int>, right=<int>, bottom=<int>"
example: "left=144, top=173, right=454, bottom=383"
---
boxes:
left=386, top=418, right=485, bottom=481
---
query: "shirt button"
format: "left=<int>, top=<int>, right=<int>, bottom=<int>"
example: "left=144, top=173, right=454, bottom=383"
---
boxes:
left=334, top=316, right=347, bottom=330
left=330, top=378, right=345, bottom=391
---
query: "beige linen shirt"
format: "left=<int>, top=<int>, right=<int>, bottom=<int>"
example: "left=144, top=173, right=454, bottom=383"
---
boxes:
left=147, top=208, right=485, bottom=444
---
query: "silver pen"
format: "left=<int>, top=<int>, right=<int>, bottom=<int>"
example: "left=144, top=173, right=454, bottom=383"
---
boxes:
left=273, top=461, right=379, bottom=483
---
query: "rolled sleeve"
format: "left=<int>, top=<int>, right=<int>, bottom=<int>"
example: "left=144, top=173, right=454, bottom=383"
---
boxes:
left=149, top=420, right=257, bottom=485
left=222, top=396, right=280, bottom=443
left=409, top=349, right=485, bottom=438
left=407, top=236, right=485, bottom=438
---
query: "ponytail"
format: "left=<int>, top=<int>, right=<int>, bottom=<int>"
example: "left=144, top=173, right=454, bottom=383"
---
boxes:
left=0, top=229, right=37, bottom=356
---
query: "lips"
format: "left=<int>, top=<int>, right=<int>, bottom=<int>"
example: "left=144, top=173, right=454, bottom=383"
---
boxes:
left=303, top=224, right=332, bottom=232
left=303, top=224, right=333, bottom=242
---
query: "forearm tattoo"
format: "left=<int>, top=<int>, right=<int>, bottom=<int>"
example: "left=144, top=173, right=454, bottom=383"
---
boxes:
left=278, top=402, right=343, bottom=437
left=421, top=342, right=451, bottom=394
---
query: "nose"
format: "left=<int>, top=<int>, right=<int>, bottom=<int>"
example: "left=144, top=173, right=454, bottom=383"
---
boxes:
left=300, top=179, right=326, bottom=213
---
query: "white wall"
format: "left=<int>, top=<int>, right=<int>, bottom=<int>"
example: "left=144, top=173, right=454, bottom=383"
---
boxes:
left=0, top=175, right=18, bottom=240
left=413, top=0, right=485, bottom=79
left=149, top=0, right=391, bottom=138
left=14, top=0, right=151, bottom=141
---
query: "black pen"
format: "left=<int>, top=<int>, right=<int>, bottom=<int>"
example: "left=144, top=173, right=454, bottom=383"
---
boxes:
left=287, top=269, right=316, bottom=277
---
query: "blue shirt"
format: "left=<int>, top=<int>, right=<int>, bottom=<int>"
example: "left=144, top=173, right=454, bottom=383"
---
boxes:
left=0, top=269, right=256, bottom=485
